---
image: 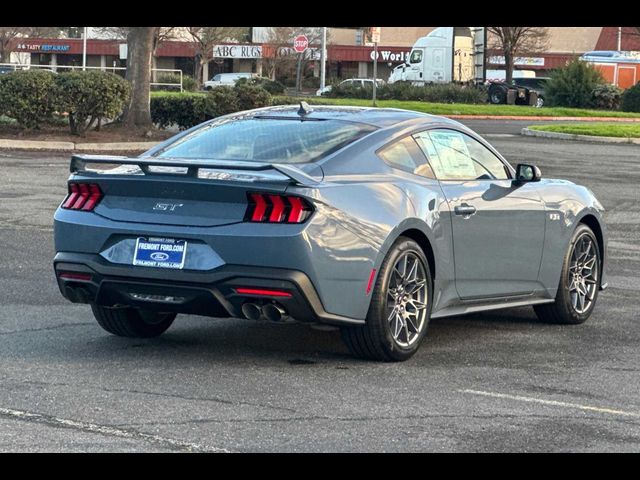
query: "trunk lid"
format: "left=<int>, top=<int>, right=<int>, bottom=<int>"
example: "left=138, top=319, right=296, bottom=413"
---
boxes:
left=69, top=155, right=320, bottom=228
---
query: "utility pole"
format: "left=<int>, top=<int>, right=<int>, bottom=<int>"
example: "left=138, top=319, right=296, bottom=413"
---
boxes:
left=618, top=27, right=622, bottom=51
left=82, top=26, right=87, bottom=71
left=320, top=27, right=327, bottom=91
left=370, top=27, right=381, bottom=107
left=372, top=41, right=378, bottom=106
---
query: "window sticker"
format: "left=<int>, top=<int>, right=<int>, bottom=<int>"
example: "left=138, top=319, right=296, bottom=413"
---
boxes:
left=429, top=130, right=477, bottom=179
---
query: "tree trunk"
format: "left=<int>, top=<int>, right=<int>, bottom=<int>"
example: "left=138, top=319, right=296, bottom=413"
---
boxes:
left=505, top=50, right=514, bottom=85
left=122, top=27, right=155, bottom=128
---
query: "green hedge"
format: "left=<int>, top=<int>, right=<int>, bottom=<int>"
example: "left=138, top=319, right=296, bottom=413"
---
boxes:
left=150, top=83, right=272, bottom=130
left=55, top=71, right=130, bottom=135
left=327, top=81, right=488, bottom=104
left=621, top=82, right=640, bottom=112
left=0, top=70, right=58, bottom=129
left=236, top=77, right=285, bottom=95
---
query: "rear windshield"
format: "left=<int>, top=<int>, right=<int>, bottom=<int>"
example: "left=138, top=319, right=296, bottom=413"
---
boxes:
left=156, top=117, right=376, bottom=164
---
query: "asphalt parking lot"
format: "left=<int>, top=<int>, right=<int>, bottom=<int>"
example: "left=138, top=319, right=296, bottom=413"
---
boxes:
left=0, top=119, right=639, bottom=452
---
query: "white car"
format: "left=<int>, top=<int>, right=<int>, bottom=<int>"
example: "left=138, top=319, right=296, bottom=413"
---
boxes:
left=316, top=78, right=385, bottom=96
left=204, top=72, right=256, bottom=90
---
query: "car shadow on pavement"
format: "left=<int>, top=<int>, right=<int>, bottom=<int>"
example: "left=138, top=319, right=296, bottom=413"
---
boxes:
left=59, top=306, right=549, bottom=365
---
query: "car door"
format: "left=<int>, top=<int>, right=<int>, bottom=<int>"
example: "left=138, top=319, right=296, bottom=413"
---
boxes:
left=413, top=129, right=546, bottom=299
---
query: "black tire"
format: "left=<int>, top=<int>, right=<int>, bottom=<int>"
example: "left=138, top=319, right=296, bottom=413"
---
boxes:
left=90, top=304, right=176, bottom=338
left=341, top=237, right=433, bottom=362
left=489, top=85, right=507, bottom=104
left=534, top=224, right=601, bottom=325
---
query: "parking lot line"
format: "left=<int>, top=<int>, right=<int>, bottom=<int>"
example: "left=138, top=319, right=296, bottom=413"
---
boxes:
left=460, top=389, right=640, bottom=418
left=0, top=407, right=230, bottom=453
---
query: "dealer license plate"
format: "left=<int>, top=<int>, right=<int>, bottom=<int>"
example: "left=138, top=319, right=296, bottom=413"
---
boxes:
left=133, top=237, right=187, bottom=269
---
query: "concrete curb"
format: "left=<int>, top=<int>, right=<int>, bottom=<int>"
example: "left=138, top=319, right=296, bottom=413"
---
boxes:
left=0, top=138, right=159, bottom=153
left=448, top=115, right=640, bottom=122
left=521, top=127, right=640, bottom=144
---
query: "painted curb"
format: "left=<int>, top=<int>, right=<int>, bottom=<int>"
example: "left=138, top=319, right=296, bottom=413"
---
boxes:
left=448, top=115, right=640, bottom=122
left=521, top=127, right=640, bottom=144
left=0, top=138, right=159, bottom=153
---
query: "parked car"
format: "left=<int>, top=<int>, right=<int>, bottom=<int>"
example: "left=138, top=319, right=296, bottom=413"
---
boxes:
left=0, top=66, right=17, bottom=74
left=316, top=78, right=385, bottom=96
left=488, top=77, right=550, bottom=107
left=204, top=72, right=256, bottom=90
left=54, top=105, right=607, bottom=361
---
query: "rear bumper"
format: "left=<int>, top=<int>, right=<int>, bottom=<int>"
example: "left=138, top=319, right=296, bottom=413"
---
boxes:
left=53, top=252, right=364, bottom=326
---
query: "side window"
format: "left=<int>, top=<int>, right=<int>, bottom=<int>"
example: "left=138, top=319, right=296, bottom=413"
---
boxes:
left=378, top=136, right=435, bottom=179
left=409, top=50, right=423, bottom=64
left=415, top=129, right=509, bottom=181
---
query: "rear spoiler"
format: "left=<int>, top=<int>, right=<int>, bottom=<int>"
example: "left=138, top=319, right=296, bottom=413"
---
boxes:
left=70, top=154, right=320, bottom=187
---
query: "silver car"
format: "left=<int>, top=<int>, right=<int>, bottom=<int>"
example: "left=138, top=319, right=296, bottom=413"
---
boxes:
left=53, top=105, right=607, bottom=361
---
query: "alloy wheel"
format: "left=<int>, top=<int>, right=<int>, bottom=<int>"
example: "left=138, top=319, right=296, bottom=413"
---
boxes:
left=386, top=252, right=428, bottom=347
left=568, top=234, right=599, bottom=314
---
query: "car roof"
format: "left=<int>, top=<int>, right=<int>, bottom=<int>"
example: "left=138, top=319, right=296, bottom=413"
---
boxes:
left=230, top=105, right=460, bottom=129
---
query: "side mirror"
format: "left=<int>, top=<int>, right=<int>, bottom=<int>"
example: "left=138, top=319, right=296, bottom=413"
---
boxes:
left=515, top=163, right=542, bottom=183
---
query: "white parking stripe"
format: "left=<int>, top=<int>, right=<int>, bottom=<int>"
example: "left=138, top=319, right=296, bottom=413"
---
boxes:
left=0, top=407, right=230, bottom=452
left=460, top=389, right=640, bottom=418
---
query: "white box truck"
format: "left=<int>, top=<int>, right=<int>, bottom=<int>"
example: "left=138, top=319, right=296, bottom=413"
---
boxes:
left=388, top=27, right=476, bottom=84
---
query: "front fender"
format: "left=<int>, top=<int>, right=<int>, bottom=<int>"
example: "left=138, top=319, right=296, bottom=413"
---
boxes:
left=537, top=180, right=607, bottom=296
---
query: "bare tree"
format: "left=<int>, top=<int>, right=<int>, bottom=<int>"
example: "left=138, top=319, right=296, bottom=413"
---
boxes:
left=186, top=27, right=249, bottom=84
left=93, top=27, right=177, bottom=54
left=487, top=27, right=549, bottom=84
left=262, top=27, right=298, bottom=80
left=0, top=27, right=60, bottom=63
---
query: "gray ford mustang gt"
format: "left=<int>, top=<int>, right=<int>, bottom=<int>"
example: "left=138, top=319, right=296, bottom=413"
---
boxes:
left=53, top=104, right=607, bottom=361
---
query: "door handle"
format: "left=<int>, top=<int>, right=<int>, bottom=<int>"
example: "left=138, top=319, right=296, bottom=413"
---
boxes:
left=454, top=204, right=477, bottom=216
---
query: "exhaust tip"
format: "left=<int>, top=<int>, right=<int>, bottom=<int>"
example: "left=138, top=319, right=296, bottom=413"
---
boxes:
left=262, top=303, right=288, bottom=322
left=241, top=303, right=263, bottom=321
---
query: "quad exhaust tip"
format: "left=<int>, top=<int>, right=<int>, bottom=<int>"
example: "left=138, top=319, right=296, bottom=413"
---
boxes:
left=262, top=303, right=288, bottom=322
left=241, top=302, right=289, bottom=322
left=241, top=303, right=263, bottom=321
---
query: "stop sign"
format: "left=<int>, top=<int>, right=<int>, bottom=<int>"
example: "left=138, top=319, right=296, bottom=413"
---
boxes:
left=293, top=35, right=309, bottom=53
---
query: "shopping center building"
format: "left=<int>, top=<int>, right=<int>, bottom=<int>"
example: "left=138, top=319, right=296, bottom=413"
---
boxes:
left=6, top=27, right=640, bottom=83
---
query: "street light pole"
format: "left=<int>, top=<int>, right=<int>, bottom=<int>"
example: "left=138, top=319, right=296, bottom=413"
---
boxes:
left=320, top=27, right=327, bottom=91
left=82, top=27, right=87, bottom=71
left=372, top=41, right=378, bottom=107
left=618, top=27, right=622, bottom=51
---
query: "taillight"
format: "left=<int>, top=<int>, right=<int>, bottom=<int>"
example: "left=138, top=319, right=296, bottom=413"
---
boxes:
left=61, top=183, right=103, bottom=211
left=246, top=193, right=313, bottom=224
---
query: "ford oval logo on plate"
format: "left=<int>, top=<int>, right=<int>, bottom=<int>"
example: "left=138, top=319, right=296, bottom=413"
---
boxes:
left=133, top=237, right=188, bottom=269
left=150, top=252, right=170, bottom=261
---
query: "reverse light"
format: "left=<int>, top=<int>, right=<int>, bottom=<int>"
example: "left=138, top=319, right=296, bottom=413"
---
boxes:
left=61, top=183, right=103, bottom=211
left=246, top=193, right=313, bottom=224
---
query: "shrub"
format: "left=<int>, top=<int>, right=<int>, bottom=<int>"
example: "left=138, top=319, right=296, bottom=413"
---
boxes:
left=153, top=73, right=198, bottom=92
left=545, top=58, right=606, bottom=108
left=0, top=70, right=58, bottom=129
left=328, top=81, right=487, bottom=104
left=236, top=76, right=285, bottom=95
left=591, top=84, right=623, bottom=110
left=150, top=92, right=208, bottom=130
left=206, top=86, right=239, bottom=116
left=233, top=83, right=272, bottom=111
left=621, top=82, right=640, bottom=112
left=302, top=76, right=320, bottom=89
left=150, top=83, right=272, bottom=130
left=55, top=71, right=131, bottom=135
